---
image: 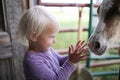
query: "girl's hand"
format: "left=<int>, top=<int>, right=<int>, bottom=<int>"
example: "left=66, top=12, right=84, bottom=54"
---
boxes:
left=68, top=40, right=89, bottom=64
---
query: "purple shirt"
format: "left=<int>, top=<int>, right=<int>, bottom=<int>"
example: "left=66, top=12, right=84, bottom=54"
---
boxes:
left=23, top=48, right=75, bottom=80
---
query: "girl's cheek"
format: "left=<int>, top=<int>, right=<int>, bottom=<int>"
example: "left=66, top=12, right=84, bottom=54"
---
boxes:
left=48, top=38, right=53, bottom=43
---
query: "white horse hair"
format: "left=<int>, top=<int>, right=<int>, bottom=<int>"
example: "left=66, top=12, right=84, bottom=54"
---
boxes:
left=88, top=0, right=120, bottom=55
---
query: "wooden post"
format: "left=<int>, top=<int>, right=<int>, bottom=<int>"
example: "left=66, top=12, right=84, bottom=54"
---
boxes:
left=22, top=0, right=29, bottom=12
left=2, top=0, right=26, bottom=80
left=37, top=0, right=41, bottom=5
left=78, top=7, right=83, bottom=41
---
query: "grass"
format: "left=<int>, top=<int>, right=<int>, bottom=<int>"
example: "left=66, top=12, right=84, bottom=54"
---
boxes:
left=51, top=7, right=89, bottom=49
left=52, top=32, right=78, bottom=49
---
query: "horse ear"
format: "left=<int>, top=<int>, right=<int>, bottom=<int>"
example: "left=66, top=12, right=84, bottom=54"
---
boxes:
left=112, top=0, right=120, bottom=7
left=112, top=0, right=120, bottom=13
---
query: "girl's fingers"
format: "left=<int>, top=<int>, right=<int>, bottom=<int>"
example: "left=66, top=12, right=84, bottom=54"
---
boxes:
left=78, top=53, right=88, bottom=58
left=76, top=50, right=87, bottom=58
left=68, top=46, right=71, bottom=54
left=79, top=48, right=88, bottom=53
left=74, top=46, right=80, bottom=54
left=76, top=40, right=81, bottom=47
left=75, top=41, right=86, bottom=52
left=76, top=40, right=85, bottom=48
left=69, top=45, right=74, bottom=55
left=81, top=43, right=87, bottom=49
left=78, top=43, right=86, bottom=51
left=71, top=45, right=74, bottom=52
left=80, top=41, right=85, bottom=46
left=80, top=56, right=89, bottom=60
left=69, top=46, right=73, bottom=54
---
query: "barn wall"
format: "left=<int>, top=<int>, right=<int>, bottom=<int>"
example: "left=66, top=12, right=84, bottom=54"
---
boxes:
left=0, top=0, right=26, bottom=80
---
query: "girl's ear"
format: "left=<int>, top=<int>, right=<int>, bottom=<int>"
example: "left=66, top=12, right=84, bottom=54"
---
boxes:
left=29, top=32, right=37, bottom=42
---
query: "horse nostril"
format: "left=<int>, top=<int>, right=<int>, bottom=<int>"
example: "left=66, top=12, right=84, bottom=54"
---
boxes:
left=94, top=41, right=100, bottom=50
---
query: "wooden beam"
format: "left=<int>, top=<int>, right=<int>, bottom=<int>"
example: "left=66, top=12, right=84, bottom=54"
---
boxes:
left=73, top=59, right=120, bottom=68
left=91, top=59, right=120, bottom=68
left=56, top=48, right=68, bottom=55
left=40, top=3, right=100, bottom=7
left=59, top=28, right=88, bottom=33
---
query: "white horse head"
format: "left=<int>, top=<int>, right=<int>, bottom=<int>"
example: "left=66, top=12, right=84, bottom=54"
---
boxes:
left=88, top=0, right=120, bottom=55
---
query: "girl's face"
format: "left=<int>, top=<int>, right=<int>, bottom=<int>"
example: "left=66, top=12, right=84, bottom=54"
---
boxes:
left=33, top=22, right=59, bottom=52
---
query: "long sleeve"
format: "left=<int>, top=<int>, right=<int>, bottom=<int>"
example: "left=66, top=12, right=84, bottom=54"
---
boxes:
left=23, top=50, right=75, bottom=80
left=50, top=48, right=68, bottom=66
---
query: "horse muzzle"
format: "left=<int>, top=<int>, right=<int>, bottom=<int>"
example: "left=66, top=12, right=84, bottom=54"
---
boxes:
left=87, top=38, right=108, bottom=55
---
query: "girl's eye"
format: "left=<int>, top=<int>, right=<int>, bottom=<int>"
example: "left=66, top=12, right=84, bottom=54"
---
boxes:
left=49, top=36, right=55, bottom=38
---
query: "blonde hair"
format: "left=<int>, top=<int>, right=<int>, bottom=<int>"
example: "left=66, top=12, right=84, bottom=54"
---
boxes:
left=18, top=6, right=59, bottom=45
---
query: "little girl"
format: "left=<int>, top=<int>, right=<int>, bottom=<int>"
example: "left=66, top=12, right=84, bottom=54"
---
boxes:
left=18, top=6, right=88, bottom=80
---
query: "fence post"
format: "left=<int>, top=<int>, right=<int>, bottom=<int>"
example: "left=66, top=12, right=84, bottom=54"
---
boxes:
left=86, top=0, right=93, bottom=68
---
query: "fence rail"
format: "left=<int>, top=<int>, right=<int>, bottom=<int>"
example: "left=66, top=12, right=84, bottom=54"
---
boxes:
left=40, top=2, right=100, bottom=7
left=39, top=1, right=120, bottom=77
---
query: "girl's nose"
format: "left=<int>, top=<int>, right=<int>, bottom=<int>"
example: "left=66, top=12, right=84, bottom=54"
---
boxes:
left=53, top=38, right=56, bottom=43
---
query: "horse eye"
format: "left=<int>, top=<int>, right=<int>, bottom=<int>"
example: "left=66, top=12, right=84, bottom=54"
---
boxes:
left=104, top=6, right=118, bottom=22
